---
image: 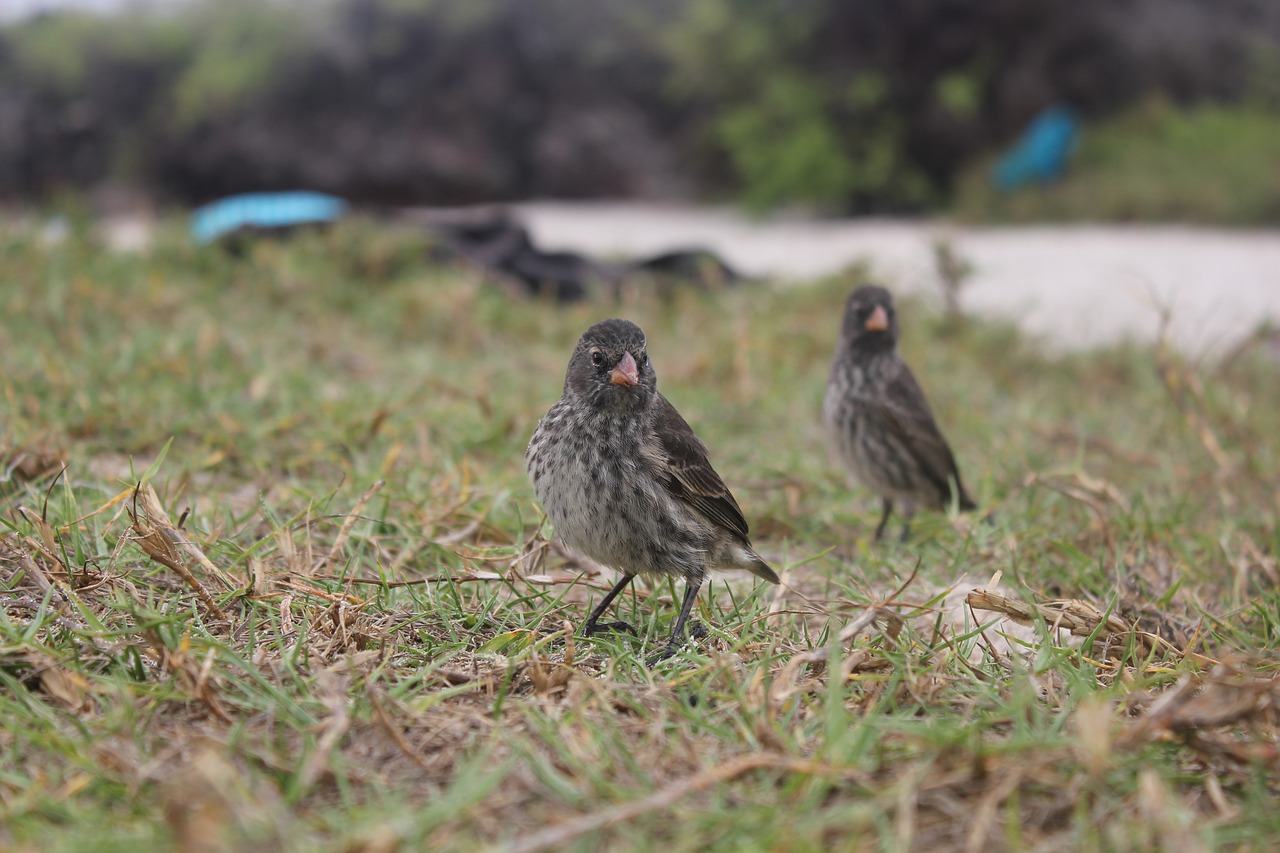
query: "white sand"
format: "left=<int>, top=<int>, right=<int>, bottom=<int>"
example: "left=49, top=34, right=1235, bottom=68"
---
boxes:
left=517, top=202, right=1280, bottom=356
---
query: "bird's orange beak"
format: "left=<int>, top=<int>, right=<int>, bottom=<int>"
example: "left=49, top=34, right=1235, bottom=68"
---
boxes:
left=609, top=351, right=639, bottom=386
left=864, top=305, right=889, bottom=332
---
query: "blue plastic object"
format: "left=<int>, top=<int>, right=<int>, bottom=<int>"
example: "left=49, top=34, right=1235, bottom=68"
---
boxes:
left=190, top=191, right=349, bottom=243
left=992, top=106, right=1079, bottom=192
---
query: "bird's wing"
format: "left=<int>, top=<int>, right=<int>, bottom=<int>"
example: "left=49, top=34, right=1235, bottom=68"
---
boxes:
left=648, top=394, right=752, bottom=540
left=879, top=366, right=974, bottom=507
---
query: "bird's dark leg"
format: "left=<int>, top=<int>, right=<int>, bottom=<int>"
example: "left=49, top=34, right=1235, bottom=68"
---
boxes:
left=895, top=503, right=916, bottom=543
left=648, top=578, right=703, bottom=665
left=582, top=574, right=637, bottom=636
left=874, top=498, right=894, bottom=541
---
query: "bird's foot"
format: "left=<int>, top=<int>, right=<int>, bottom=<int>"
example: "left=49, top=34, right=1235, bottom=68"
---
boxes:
left=583, top=619, right=637, bottom=637
left=646, top=642, right=681, bottom=667
left=645, top=624, right=707, bottom=666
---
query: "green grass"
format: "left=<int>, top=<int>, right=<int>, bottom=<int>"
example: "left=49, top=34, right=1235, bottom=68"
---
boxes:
left=1, top=219, right=1278, bottom=851
left=952, top=101, right=1280, bottom=226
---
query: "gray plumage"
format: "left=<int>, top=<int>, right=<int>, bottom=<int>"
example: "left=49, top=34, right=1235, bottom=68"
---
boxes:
left=527, top=318, right=777, bottom=661
left=823, top=285, right=976, bottom=541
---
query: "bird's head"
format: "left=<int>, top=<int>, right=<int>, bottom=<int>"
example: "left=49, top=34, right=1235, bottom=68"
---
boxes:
left=840, top=284, right=900, bottom=353
left=565, top=318, right=657, bottom=411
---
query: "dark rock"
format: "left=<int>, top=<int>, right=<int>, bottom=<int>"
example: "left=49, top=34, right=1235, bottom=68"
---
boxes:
left=403, top=206, right=749, bottom=302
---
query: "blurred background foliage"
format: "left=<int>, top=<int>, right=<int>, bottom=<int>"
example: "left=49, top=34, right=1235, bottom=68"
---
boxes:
left=1, top=0, right=1279, bottom=222
left=954, top=100, right=1280, bottom=224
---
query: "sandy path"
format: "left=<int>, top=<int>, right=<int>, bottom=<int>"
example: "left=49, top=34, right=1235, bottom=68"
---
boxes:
left=517, top=202, right=1280, bottom=356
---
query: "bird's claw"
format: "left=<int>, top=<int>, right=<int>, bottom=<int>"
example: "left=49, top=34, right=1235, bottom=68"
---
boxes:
left=583, top=619, right=637, bottom=637
left=645, top=623, right=707, bottom=666
left=646, top=643, right=680, bottom=666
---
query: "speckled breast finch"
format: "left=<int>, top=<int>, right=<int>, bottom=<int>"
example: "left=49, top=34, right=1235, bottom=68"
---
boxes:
left=526, top=318, right=778, bottom=663
left=823, top=285, right=977, bottom=541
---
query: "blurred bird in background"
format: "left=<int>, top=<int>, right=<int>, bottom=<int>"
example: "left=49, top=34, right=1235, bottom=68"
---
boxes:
left=824, top=285, right=977, bottom=541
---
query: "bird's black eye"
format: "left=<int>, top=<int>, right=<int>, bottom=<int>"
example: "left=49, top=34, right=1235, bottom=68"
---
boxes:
left=637, top=352, right=647, bottom=366
left=590, top=350, right=606, bottom=367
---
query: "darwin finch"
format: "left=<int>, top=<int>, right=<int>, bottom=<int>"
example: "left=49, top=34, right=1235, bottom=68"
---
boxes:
left=823, top=285, right=976, bottom=541
left=527, top=318, right=779, bottom=663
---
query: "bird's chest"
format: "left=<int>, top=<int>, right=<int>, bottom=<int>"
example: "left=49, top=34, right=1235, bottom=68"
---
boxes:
left=824, top=383, right=871, bottom=450
left=528, top=408, right=667, bottom=562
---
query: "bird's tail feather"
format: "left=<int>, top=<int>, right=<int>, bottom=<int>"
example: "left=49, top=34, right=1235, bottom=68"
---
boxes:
left=744, top=549, right=780, bottom=584
left=720, top=543, right=780, bottom=584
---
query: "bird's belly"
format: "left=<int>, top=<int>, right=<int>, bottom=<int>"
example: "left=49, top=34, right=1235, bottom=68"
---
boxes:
left=827, top=405, right=931, bottom=503
left=530, top=434, right=704, bottom=578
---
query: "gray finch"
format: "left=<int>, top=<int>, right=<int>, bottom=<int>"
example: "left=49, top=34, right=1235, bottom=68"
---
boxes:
left=823, top=285, right=976, bottom=541
left=528, top=318, right=778, bottom=663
